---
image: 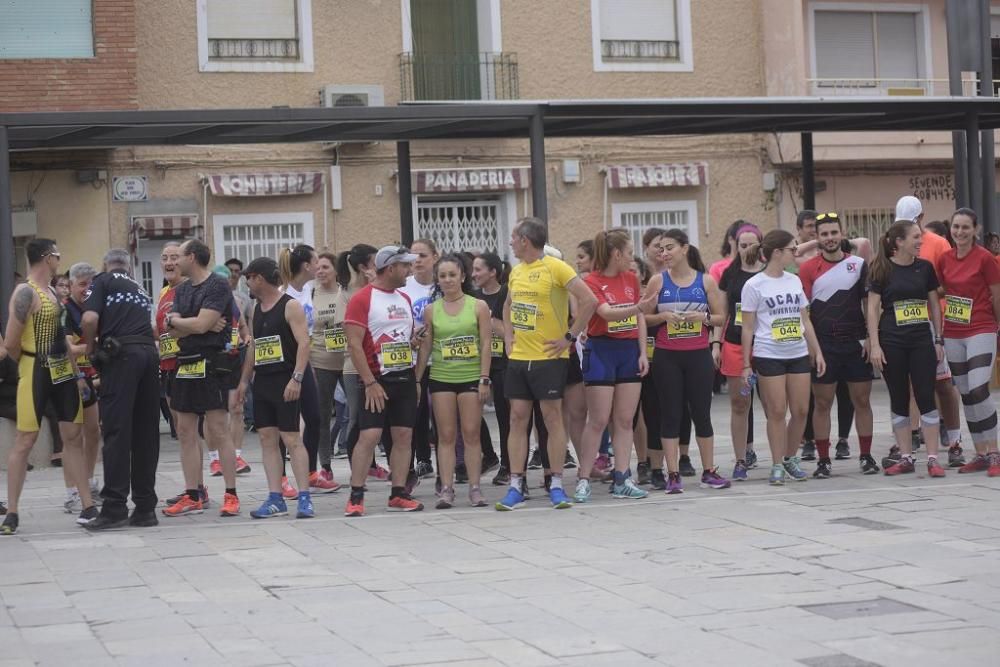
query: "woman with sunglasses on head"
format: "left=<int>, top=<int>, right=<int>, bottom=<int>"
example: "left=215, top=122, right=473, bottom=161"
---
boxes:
left=715, top=224, right=765, bottom=480
left=415, top=254, right=493, bottom=508
left=936, top=209, right=1000, bottom=476
left=741, top=230, right=826, bottom=485
left=643, top=229, right=730, bottom=494
left=866, top=220, right=947, bottom=477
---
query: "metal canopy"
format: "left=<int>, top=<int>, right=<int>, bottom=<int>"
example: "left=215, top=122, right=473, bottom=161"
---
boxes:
left=3, top=97, right=1000, bottom=149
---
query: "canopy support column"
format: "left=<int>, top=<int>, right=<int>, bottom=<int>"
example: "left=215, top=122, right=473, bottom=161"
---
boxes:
left=801, top=132, right=815, bottom=211
left=0, top=125, right=13, bottom=333
left=966, top=113, right=983, bottom=225
left=529, top=112, right=547, bottom=224
left=397, top=141, right=414, bottom=246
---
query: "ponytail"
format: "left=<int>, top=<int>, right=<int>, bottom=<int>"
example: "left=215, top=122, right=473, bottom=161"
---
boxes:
left=662, top=229, right=705, bottom=273
left=278, top=244, right=315, bottom=286
left=337, top=243, right=377, bottom=289
left=478, top=252, right=509, bottom=285
left=869, top=220, right=915, bottom=288
left=721, top=224, right=763, bottom=286
left=592, top=228, right=631, bottom=272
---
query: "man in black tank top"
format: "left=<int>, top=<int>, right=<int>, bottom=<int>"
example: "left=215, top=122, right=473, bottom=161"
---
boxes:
left=236, top=258, right=315, bottom=519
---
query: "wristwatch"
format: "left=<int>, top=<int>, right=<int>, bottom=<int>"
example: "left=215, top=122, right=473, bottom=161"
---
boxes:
left=292, top=371, right=304, bottom=383
left=564, top=332, right=577, bottom=343
left=479, top=376, right=492, bottom=386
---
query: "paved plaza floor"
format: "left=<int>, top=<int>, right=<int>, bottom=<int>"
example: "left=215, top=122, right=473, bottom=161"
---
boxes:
left=2, top=385, right=1000, bottom=666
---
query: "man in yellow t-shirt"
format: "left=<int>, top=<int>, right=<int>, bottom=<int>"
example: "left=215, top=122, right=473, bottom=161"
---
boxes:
left=499, top=217, right=597, bottom=510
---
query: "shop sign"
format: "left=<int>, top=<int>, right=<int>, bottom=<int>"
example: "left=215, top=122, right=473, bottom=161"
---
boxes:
left=208, top=172, right=324, bottom=197
left=909, top=174, right=955, bottom=202
left=604, top=163, right=707, bottom=188
left=112, top=176, right=148, bottom=202
left=414, top=167, right=530, bottom=193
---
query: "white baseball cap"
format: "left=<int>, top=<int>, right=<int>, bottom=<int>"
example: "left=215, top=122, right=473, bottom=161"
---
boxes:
left=374, top=245, right=419, bottom=270
left=895, top=195, right=923, bottom=222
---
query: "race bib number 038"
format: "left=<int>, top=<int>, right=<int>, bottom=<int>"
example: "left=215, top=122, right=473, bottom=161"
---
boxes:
left=771, top=317, right=803, bottom=343
left=380, top=341, right=413, bottom=370
left=894, top=299, right=928, bottom=326
left=944, top=296, right=972, bottom=325
left=510, top=302, right=538, bottom=331
left=442, top=335, right=477, bottom=361
left=254, top=335, right=285, bottom=366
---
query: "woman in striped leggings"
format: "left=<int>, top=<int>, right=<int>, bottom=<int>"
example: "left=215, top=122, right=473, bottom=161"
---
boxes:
left=936, top=208, right=1000, bottom=477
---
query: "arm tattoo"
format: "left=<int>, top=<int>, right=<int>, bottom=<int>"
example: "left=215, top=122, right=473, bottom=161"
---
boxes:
left=13, top=288, right=34, bottom=324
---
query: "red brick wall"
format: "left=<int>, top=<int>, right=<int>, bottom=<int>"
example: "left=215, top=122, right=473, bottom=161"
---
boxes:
left=0, top=0, right=138, bottom=112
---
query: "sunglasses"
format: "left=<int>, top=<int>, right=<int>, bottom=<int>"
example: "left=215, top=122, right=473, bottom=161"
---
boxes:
left=815, top=212, right=840, bottom=222
left=42, top=252, right=61, bottom=259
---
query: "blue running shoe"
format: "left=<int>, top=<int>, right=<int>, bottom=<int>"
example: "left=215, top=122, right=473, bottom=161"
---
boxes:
left=250, top=495, right=287, bottom=519
left=296, top=493, right=315, bottom=519
left=745, top=447, right=758, bottom=469
left=495, top=487, right=526, bottom=511
left=573, top=478, right=591, bottom=503
left=549, top=487, right=573, bottom=509
left=769, top=464, right=785, bottom=486
left=611, top=478, right=648, bottom=499
left=782, top=456, right=808, bottom=481
left=732, top=460, right=749, bottom=481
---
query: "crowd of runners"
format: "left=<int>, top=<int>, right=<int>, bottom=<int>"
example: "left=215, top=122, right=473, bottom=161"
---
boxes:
left=2, top=193, right=1000, bottom=534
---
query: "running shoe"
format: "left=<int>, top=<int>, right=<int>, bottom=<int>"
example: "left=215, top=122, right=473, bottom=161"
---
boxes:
left=368, top=464, right=390, bottom=481
left=519, top=476, right=531, bottom=500
left=678, top=455, right=696, bottom=477
left=296, top=494, right=315, bottom=519
left=220, top=492, right=240, bottom=517
left=250, top=496, right=287, bottom=519
left=636, top=461, right=651, bottom=485
left=769, top=464, right=785, bottom=486
left=700, top=468, right=731, bottom=489
left=89, top=478, right=100, bottom=498
left=885, top=457, right=916, bottom=476
left=333, top=447, right=349, bottom=459
left=911, top=430, right=923, bottom=451
left=469, top=486, right=487, bottom=507
left=611, top=478, right=648, bottom=499
left=732, top=460, right=748, bottom=482
left=162, top=495, right=204, bottom=517
left=1, top=513, right=19, bottom=535
left=563, top=451, right=577, bottom=470
left=0, top=501, right=6, bottom=515
left=455, top=463, right=469, bottom=484
left=492, top=465, right=510, bottom=486
left=859, top=454, right=881, bottom=475
left=573, top=478, right=592, bottom=503
left=593, top=453, right=611, bottom=476
left=281, top=477, right=298, bottom=500
left=496, top=487, right=526, bottom=511
left=319, top=469, right=334, bottom=482
left=882, top=445, right=902, bottom=469
left=650, top=469, right=667, bottom=491
left=405, top=469, right=420, bottom=495
left=84, top=513, right=128, bottom=531
left=835, top=439, right=851, bottom=460
left=527, top=449, right=543, bottom=470
left=782, top=456, right=808, bottom=481
left=549, top=487, right=573, bottom=509
left=210, top=459, right=222, bottom=477
left=344, top=497, right=365, bottom=517
left=436, top=486, right=455, bottom=509
left=235, top=456, right=252, bottom=474
left=813, top=458, right=832, bottom=479
left=947, top=444, right=966, bottom=468
left=164, top=485, right=209, bottom=508
left=76, top=505, right=99, bottom=526
left=801, top=440, right=817, bottom=461
left=665, top=471, right=683, bottom=494
left=63, top=490, right=81, bottom=514
left=927, top=458, right=947, bottom=478
left=415, top=460, right=435, bottom=479
left=388, top=494, right=424, bottom=512
left=959, top=454, right=989, bottom=474
left=128, top=510, right=158, bottom=527
left=309, top=471, right=341, bottom=494
left=988, top=452, right=1000, bottom=478
left=745, top=447, right=758, bottom=469
left=482, top=454, right=501, bottom=474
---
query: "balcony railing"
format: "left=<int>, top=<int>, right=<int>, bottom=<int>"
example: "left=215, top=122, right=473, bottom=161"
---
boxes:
left=209, top=38, right=300, bottom=60
left=600, top=39, right=679, bottom=61
left=807, top=78, right=1000, bottom=97
left=400, top=52, right=519, bottom=101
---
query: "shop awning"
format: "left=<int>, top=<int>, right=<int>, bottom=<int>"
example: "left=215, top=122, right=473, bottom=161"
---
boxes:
left=206, top=172, right=324, bottom=197
left=410, top=166, right=530, bottom=193
left=603, top=162, right=707, bottom=188
left=128, top=215, right=200, bottom=252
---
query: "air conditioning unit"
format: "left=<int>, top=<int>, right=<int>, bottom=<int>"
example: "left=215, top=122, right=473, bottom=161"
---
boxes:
left=320, top=84, right=385, bottom=108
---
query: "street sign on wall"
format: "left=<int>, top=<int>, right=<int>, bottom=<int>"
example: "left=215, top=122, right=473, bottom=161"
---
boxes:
left=112, top=176, right=149, bottom=202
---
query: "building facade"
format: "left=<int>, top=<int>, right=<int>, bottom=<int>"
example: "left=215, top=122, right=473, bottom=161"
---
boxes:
left=1, top=0, right=997, bottom=291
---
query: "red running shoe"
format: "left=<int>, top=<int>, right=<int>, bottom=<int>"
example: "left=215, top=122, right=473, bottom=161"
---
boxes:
left=927, top=458, right=947, bottom=478
left=344, top=497, right=365, bottom=517
left=884, top=458, right=915, bottom=476
left=235, top=456, right=252, bottom=474
left=959, top=454, right=989, bottom=474
left=309, top=471, right=341, bottom=494
left=209, top=459, right=222, bottom=477
left=220, top=492, right=240, bottom=516
left=281, top=476, right=298, bottom=499
left=387, top=494, right=424, bottom=512
left=988, top=452, right=1000, bottom=478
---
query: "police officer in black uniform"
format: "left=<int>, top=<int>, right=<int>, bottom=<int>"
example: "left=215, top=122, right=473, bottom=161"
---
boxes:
left=80, top=249, right=161, bottom=530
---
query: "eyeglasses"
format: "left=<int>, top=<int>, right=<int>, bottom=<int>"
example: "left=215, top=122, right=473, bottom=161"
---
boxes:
left=815, top=212, right=840, bottom=222
left=780, top=246, right=797, bottom=253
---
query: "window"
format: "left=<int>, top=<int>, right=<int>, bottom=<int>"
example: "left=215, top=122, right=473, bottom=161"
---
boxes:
left=0, top=0, right=94, bottom=59
left=416, top=197, right=510, bottom=258
left=197, top=0, right=314, bottom=72
left=611, top=200, right=698, bottom=253
left=811, top=5, right=927, bottom=94
left=841, top=206, right=894, bottom=244
left=212, top=213, right=314, bottom=267
left=591, top=0, right=693, bottom=72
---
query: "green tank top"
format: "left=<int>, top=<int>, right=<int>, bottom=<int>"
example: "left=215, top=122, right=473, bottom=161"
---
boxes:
left=429, top=295, right=481, bottom=383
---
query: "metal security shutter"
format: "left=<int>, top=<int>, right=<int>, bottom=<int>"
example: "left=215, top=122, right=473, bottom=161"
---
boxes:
left=416, top=199, right=506, bottom=257
left=815, top=11, right=876, bottom=80
left=207, top=0, right=297, bottom=38
left=0, top=0, right=94, bottom=59
left=221, top=222, right=305, bottom=267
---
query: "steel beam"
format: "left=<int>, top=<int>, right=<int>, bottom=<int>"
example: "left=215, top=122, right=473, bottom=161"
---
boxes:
left=397, top=141, right=414, bottom=246
left=801, top=132, right=816, bottom=211
left=529, top=112, right=547, bottom=224
left=0, top=126, right=13, bottom=333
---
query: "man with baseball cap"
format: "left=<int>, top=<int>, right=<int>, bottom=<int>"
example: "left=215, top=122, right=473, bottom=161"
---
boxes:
left=342, top=245, right=425, bottom=516
left=892, top=195, right=966, bottom=467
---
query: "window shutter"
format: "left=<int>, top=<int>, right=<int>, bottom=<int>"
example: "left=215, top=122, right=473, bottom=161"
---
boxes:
left=0, top=0, right=93, bottom=59
left=875, top=12, right=919, bottom=80
left=991, top=15, right=1000, bottom=39
left=814, top=11, right=875, bottom=80
left=599, top=0, right=677, bottom=42
left=207, top=0, right=297, bottom=39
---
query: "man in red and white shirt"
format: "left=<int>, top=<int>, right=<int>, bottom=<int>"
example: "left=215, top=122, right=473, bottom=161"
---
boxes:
left=343, top=245, right=424, bottom=516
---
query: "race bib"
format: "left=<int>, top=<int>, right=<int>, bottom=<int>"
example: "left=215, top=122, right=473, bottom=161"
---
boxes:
left=735, top=303, right=743, bottom=327
left=608, top=314, right=638, bottom=333
left=442, top=335, right=477, bottom=361
left=176, top=359, right=206, bottom=379
left=490, top=334, right=504, bottom=358
left=771, top=317, right=803, bottom=342
left=47, top=356, right=74, bottom=385
left=667, top=319, right=702, bottom=339
left=254, top=335, right=285, bottom=366
left=159, top=334, right=179, bottom=359
left=324, top=325, right=347, bottom=352
left=380, top=341, right=413, bottom=371
left=230, top=327, right=240, bottom=348
left=510, top=302, right=538, bottom=331
left=893, top=299, right=928, bottom=326
left=944, top=296, right=973, bottom=325
left=76, top=354, right=91, bottom=369
left=646, top=336, right=655, bottom=361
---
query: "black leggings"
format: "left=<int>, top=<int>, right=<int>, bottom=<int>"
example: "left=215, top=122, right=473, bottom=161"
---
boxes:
left=653, top=347, right=715, bottom=439
left=882, top=343, right=938, bottom=418
left=641, top=373, right=661, bottom=454
left=804, top=380, right=854, bottom=440
left=486, top=365, right=511, bottom=467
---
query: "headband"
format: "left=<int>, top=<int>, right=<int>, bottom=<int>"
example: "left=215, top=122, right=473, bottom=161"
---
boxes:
left=735, top=224, right=762, bottom=240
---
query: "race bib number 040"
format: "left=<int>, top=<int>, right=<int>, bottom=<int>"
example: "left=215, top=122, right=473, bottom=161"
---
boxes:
left=894, top=299, right=928, bottom=326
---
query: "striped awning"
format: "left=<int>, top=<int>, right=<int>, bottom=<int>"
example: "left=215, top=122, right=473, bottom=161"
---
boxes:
left=603, top=162, right=707, bottom=188
left=128, top=215, right=200, bottom=253
left=207, top=172, right=324, bottom=197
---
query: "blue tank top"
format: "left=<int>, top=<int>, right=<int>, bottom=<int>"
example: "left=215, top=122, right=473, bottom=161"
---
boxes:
left=654, top=270, right=710, bottom=351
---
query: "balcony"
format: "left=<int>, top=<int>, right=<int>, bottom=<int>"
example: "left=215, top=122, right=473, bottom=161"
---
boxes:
left=209, top=38, right=300, bottom=60
left=807, top=78, right=1000, bottom=97
left=399, top=52, right=519, bottom=101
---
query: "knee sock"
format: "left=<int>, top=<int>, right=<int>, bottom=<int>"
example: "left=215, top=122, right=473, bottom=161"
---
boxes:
left=816, top=439, right=831, bottom=460
left=859, top=435, right=872, bottom=456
